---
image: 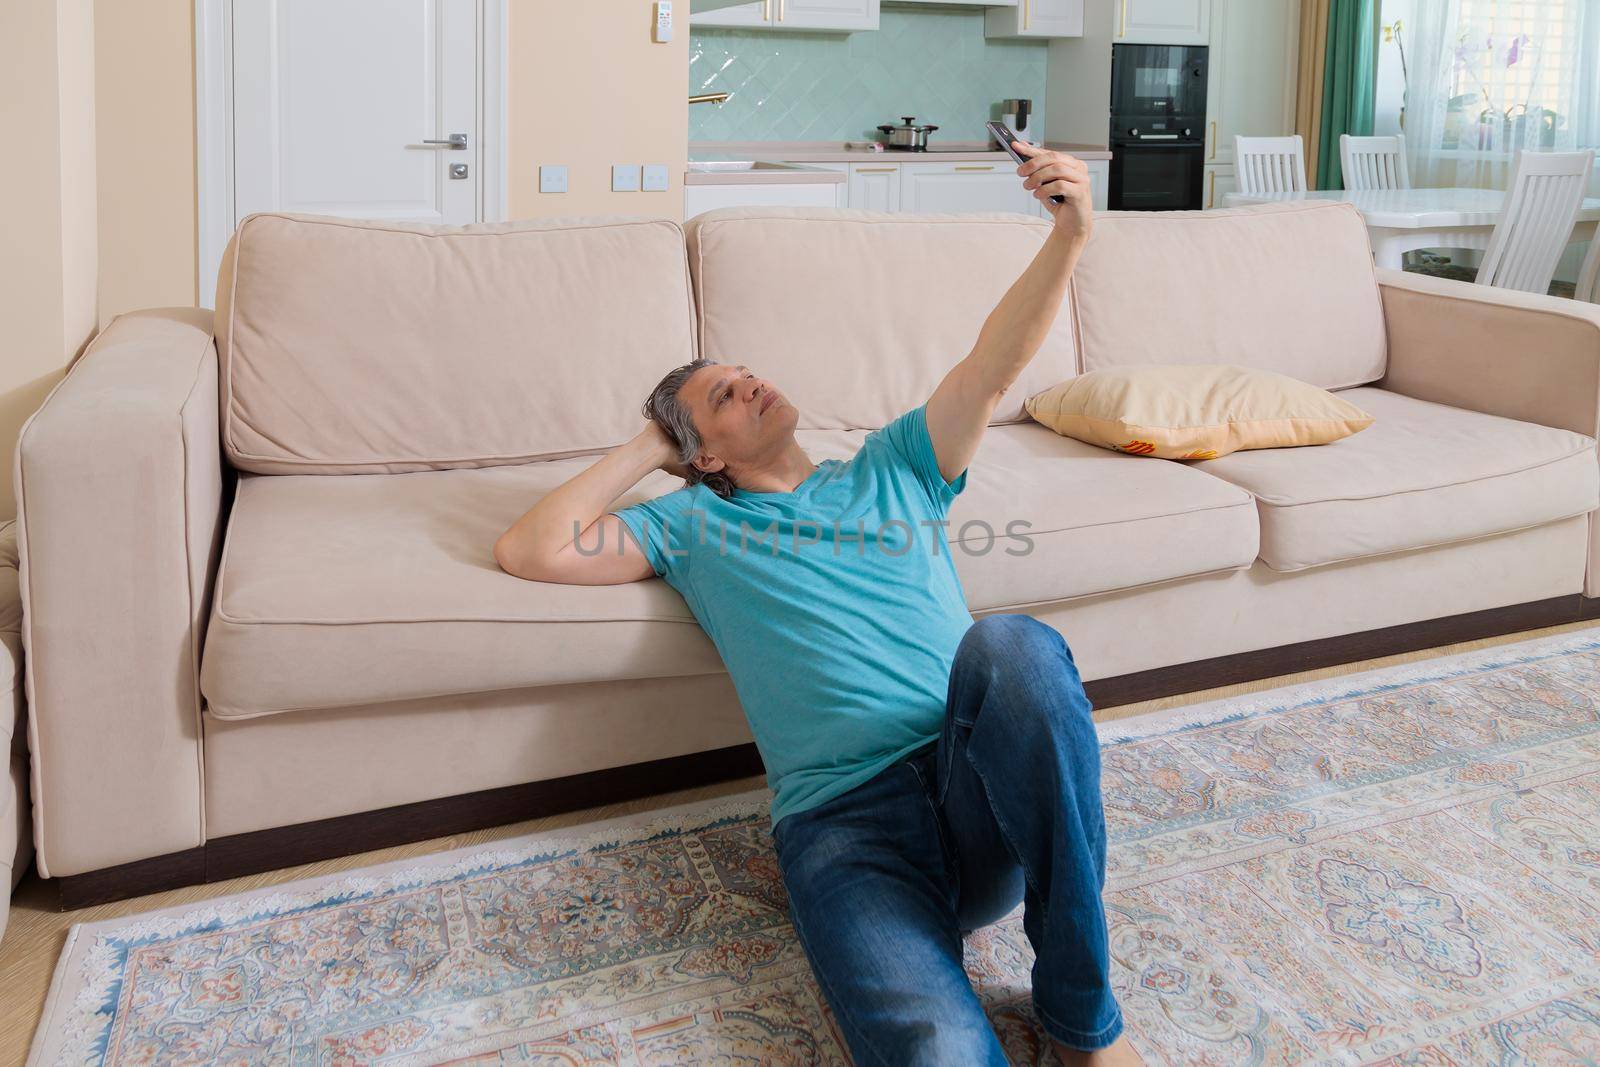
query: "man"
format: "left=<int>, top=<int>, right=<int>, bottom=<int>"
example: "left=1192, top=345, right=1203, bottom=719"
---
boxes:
left=494, top=143, right=1140, bottom=1066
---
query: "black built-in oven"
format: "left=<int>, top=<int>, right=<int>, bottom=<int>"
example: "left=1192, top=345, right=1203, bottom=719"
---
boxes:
left=1108, top=44, right=1208, bottom=211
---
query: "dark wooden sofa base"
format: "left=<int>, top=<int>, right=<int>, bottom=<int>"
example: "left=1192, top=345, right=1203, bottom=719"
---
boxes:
left=54, top=592, right=1600, bottom=909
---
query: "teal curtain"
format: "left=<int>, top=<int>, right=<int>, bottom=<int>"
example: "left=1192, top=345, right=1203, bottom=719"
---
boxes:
left=1316, top=0, right=1378, bottom=189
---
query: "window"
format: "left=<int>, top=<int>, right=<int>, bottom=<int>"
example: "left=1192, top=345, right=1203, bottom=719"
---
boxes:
left=1446, top=0, right=1582, bottom=149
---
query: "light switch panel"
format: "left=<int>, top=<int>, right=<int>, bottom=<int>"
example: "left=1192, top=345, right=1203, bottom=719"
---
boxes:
left=642, top=164, right=670, bottom=192
left=539, top=165, right=568, bottom=193
left=612, top=164, right=642, bottom=192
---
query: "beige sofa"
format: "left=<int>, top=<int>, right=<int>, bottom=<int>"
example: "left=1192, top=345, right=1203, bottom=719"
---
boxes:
left=3, top=520, right=31, bottom=939
left=16, top=201, right=1600, bottom=905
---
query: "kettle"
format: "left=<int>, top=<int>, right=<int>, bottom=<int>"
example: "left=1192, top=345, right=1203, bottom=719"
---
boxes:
left=1001, top=98, right=1037, bottom=145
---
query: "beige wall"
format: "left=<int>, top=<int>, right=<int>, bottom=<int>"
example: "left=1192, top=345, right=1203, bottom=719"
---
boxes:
left=95, top=0, right=198, bottom=327
left=506, top=2, right=688, bottom=220
left=87, top=0, right=690, bottom=317
left=0, top=0, right=688, bottom=521
left=0, top=0, right=99, bottom=522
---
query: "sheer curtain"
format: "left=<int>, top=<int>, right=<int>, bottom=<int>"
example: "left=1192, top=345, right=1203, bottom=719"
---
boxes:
left=1405, top=0, right=1596, bottom=189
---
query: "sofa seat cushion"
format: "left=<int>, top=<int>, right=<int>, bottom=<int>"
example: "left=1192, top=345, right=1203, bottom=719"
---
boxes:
left=1199, top=387, right=1600, bottom=572
left=799, top=419, right=1261, bottom=611
left=201, top=421, right=1260, bottom=719
left=200, top=462, right=726, bottom=720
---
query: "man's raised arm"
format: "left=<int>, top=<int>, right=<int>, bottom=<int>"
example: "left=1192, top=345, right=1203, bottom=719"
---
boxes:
left=924, top=142, right=1094, bottom=484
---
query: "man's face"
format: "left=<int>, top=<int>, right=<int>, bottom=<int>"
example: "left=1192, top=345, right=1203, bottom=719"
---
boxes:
left=681, top=363, right=798, bottom=477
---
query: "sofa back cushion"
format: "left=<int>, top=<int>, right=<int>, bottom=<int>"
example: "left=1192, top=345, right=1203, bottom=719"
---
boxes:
left=1070, top=201, right=1386, bottom=389
left=214, top=212, right=697, bottom=475
left=685, top=207, right=1079, bottom=429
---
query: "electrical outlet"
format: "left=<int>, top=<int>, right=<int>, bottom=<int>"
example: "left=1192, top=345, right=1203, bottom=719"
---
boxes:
left=539, top=165, right=568, bottom=193
left=642, top=164, right=670, bottom=192
left=612, top=164, right=642, bottom=192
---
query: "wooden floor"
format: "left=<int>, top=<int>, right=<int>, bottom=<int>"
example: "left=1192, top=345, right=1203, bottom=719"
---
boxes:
left=5, top=616, right=1599, bottom=1062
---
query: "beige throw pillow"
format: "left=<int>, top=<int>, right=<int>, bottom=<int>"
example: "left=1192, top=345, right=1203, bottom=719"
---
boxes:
left=1023, top=364, right=1374, bottom=460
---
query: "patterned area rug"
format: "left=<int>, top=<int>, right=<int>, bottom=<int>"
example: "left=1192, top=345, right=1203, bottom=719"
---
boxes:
left=28, top=629, right=1600, bottom=1065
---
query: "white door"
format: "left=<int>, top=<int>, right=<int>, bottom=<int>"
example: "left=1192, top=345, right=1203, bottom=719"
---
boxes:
left=205, top=0, right=502, bottom=306
left=776, top=0, right=877, bottom=31
left=849, top=164, right=901, bottom=211
left=1116, top=0, right=1209, bottom=44
left=233, top=0, right=480, bottom=228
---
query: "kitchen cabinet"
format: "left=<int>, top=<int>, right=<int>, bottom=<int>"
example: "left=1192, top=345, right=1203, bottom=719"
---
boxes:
left=685, top=155, right=1112, bottom=217
left=1203, top=0, right=1299, bottom=169
left=849, top=163, right=901, bottom=212
left=985, top=0, right=1082, bottom=39
left=1113, top=0, right=1209, bottom=45
left=690, top=0, right=768, bottom=26
left=690, top=0, right=877, bottom=31
left=1203, top=164, right=1236, bottom=209
left=782, top=0, right=878, bottom=29
left=899, top=161, right=1036, bottom=215
left=684, top=178, right=844, bottom=219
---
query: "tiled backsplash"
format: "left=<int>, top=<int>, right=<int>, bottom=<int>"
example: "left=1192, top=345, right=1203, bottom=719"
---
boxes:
left=689, top=6, right=1048, bottom=143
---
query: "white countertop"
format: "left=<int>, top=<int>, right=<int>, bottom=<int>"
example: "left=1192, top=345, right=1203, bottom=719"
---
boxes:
left=684, top=161, right=848, bottom=187
left=685, top=140, right=1112, bottom=185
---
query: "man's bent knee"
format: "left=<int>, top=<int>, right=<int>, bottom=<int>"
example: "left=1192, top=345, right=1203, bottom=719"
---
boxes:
left=959, top=614, right=1068, bottom=665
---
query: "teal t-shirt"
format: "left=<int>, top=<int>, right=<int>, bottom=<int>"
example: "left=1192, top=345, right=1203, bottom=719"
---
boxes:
left=613, top=402, right=975, bottom=836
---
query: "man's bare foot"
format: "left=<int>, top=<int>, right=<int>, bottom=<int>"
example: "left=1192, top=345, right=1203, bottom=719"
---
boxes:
left=1049, top=1032, right=1144, bottom=1066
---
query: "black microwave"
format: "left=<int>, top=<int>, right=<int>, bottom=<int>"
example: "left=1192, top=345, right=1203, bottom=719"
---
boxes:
left=1110, top=43, right=1209, bottom=138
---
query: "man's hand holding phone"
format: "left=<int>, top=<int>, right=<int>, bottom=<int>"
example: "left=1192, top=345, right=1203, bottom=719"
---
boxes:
left=1010, top=140, right=1094, bottom=243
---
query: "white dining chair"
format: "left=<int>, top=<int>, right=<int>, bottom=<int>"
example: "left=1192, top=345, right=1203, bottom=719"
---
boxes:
left=1340, top=134, right=1410, bottom=190
left=1577, top=231, right=1600, bottom=303
left=1476, top=149, right=1597, bottom=295
left=1235, top=135, right=1308, bottom=195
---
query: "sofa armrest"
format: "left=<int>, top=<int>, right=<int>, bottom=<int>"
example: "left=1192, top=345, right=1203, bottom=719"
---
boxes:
left=15, top=308, right=227, bottom=877
left=2, top=519, right=30, bottom=905
left=1375, top=268, right=1600, bottom=596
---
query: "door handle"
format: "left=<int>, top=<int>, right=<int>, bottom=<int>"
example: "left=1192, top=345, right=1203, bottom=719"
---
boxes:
left=420, top=134, right=468, bottom=149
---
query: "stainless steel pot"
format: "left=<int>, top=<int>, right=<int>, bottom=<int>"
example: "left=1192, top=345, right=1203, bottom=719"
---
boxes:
left=877, top=116, right=939, bottom=151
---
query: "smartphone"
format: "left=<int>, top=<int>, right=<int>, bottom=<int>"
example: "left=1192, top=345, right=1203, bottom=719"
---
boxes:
left=986, top=120, right=1065, bottom=205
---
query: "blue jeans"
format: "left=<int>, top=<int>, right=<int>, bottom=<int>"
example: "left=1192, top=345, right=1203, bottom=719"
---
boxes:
left=771, top=614, right=1124, bottom=1065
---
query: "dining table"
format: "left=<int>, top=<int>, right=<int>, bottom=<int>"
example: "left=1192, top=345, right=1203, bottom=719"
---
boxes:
left=1222, top=187, right=1600, bottom=270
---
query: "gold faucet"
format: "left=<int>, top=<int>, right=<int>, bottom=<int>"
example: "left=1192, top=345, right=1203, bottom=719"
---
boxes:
left=690, top=92, right=731, bottom=105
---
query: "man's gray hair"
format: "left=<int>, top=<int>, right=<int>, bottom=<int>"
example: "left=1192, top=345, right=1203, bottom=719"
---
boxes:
left=643, top=358, right=737, bottom=499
